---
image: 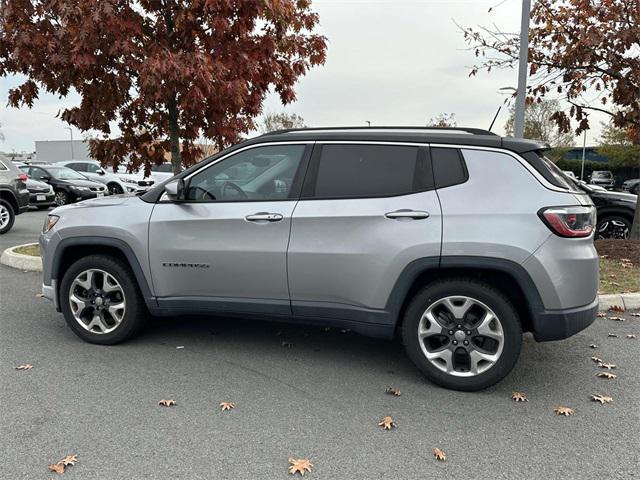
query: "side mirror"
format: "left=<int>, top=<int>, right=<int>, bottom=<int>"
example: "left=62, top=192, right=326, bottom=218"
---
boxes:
left=97, top=168, right=106, bottom=175
left=164, top=178, right=186, bottom=201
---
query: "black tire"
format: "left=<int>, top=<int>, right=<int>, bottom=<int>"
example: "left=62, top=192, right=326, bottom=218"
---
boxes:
left=107, top=183, right=124, bottom=195
left=0, top=199, right=16, bottom=234
left=59, top=254, right=147, bottom=344
left=596, top=215, right=631, bottom=240
left=55, top=189, right=69, bottom=206
left=401, top=278, right=522, bottom=391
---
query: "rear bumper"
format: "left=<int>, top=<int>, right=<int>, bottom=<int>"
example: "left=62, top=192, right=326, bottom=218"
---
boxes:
left=532, top=297, right=598, bottom=342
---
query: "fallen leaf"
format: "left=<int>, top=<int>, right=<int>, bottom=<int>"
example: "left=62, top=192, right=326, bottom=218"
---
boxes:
left=591, top=394, right=613, bottom=404
left=620, top=258, right=632, bottom=263
left=608, top=333, right=618, bottom=338
left=626, top=334, right=637, bottom=339
left=433, top=448, right=446, bottom=461
left=609, top=273, right=616, bottom=279
left=621, top=263, right=633, bottom=268
left=599, top=254, right=609, bottom=259
left=598, top=362, right=616, bottom=369
left=596, top=312, right=607, bottom=318
left=158, top=399, right=176, bottom=407
left=35, top=293, right=44, bottom=298
left=590, top=356, right=603, bottom=363
left=220, top=401, right=235, bottom=411
left=60, top=455, right=78, bottom=466
left=554, top=406, right=575, bottom=416
left=288, top=458, right=313, bottom=476
left=608, top=317, right=624, bottom=321
left=511, top=392, right=528, bottom=402
left=48, top=463, right=65, bottom=475
left=609, top=305, right=624, bottom=313
left=596, top=372, right=617, bottom=379
left=15, top=364, right=33, bottom=370
left=589, top=344, right=598, bottom=349
left=384, top=387, right=401, bottom=396
left=378, top=416, right=396, bottom=430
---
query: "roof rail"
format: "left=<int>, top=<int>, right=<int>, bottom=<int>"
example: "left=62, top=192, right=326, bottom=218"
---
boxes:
left=263, top=126, right=499, bottom=136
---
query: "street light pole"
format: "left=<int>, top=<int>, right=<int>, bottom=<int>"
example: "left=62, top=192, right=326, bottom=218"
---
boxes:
left=514, top=0, right=531, bottom=138
left=64, top=127, right=74, bottom=160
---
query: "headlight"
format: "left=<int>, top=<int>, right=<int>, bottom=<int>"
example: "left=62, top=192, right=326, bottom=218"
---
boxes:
left=43, top=215, right=60, bottom=233
left=73, top=186, right=90, bottom=191
left=120, top=177, right=138, bottom=184
left=48, top=185, right=54, bottom=193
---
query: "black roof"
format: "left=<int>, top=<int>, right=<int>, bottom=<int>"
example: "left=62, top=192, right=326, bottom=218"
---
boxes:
left=254, top=126, right=547, bottom=154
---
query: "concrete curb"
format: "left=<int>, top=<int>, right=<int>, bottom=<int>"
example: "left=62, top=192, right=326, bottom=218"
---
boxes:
left=1, top=244, right=639, bottom=310
left=0, top=243, right=42, bottom=272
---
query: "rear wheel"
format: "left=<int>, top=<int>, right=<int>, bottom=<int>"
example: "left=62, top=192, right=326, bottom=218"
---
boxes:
left=59, top=254, right=147, bottom=344
left=0, top=199, right=15, bottom=234
left=401, top=278, right=522, bottom=391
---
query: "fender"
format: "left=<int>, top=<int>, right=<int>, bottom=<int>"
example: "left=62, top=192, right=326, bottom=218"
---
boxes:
left=51, top=236, right=158, bottom=313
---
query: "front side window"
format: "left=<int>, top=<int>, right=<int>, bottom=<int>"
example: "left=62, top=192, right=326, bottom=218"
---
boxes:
left=85, top=163, right=101, bottom=173
left=308, top=144, right=421, bottom=198
left=186, top=144, right=306, bottom=202
left=29, top=167, right=47, bottom=181
left=47, top=167, right=87, bottom=180
left=68, top=163, right=87, bottom=172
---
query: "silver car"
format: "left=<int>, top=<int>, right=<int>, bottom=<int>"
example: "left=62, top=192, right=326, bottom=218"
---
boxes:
left=39, top=127, right=599, bottom=391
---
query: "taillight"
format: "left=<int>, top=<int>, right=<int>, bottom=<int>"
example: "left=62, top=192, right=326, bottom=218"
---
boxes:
left=539, top=206, right=596, bottom=238
left=18, top=173, right=28, bottom=182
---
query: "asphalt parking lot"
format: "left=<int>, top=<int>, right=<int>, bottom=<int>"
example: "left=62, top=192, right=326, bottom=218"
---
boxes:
left=1, top=210, right=639, bottom=479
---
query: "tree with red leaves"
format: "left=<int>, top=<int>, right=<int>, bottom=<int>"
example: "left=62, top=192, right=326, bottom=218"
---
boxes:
left=0, top=0, right=327, bottom=174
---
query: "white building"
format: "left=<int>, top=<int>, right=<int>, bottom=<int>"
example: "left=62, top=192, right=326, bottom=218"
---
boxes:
left=35, top=140, right=91, bottom=163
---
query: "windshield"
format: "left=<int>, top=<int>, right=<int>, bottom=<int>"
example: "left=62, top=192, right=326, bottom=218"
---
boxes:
left=47, top=167, right=87, bottom=180
left=592, top=171, right=612, bottom=179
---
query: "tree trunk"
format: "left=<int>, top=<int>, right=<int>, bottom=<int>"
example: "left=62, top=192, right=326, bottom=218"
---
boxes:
left=631, top=181, right=640, bottom=240
left=167, top=95, right=181, bottom=175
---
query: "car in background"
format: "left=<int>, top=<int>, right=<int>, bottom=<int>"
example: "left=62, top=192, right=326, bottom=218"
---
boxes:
left=0, top=157, right=30, bottom=234
left=149, top=163, right=175, bottom=183
left=575, top=180, right=636, bottom=239
left=563, top=170, right=577, bottom=181
left=115, top=165, right=155, bottom=193
left=19, top=164, right=109, bottom=206
left=622, top=178, right=639, bottom=195
left=57, top=160, right=136, bottom=195
left=589, top=170, right=615, bottom=190
left=25, top=178, right=56, bottom=209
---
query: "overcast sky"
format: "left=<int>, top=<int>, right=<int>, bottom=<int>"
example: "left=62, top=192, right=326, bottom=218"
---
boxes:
left=0, top=0, right=605, bottom=154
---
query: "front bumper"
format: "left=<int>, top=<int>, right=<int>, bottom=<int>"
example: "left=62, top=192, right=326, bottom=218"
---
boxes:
left=532, top=297, right=598, bottom=342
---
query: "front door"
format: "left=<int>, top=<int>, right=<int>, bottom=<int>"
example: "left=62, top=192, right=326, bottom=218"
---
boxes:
left=148, top=143, right=310, bottom=315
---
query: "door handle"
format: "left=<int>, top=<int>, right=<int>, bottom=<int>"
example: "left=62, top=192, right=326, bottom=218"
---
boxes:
left=245, top=212, right=283, bottom=222
left=384, top=209, right=430, bottom=220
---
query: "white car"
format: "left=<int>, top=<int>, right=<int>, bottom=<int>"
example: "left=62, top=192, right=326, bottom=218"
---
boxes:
left=149, top=163, right=175, bottom=183
left=113, top=165, right=156, bottom=193
left=58, top=160, right=150, bottom=195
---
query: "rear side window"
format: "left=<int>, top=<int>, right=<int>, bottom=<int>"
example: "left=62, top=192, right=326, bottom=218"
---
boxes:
left=307, top=144, right=424, bottom=198
left=431, top=147, right=467, bottom=188
left=520, top=150, right=578, bottom=191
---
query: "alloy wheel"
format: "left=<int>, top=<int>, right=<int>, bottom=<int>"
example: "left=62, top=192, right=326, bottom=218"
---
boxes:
left=55, top=191, right=67, bottom=206
left=596, top=219, right=629, bottom=240
left=68, top=269, right=126, bottom=334
left=418, top=296, right=504, bottom=377
left=0, top=204, right=10, bottom=230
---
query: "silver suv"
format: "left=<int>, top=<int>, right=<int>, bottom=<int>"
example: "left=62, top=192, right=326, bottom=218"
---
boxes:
left=39, top=127, right=599, bottom=391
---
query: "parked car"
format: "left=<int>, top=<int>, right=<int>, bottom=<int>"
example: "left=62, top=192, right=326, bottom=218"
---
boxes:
left=19, top=164, right=109, bottom=206
left=589, top=170, right=615, bottom=190
left=622, top=178, right=639, bottom=195
left=115, top=165, right=155, bottom=192
left=14, top=161, right=57, bottom=209
left=40, top=127, right=599, bottom=391
left=57, top=160, right=137, bottom=195
left=0, top=157, right=30, bottom=234
left=149, top=163, right=175, bottom=183
left=575, top=180, right=637, bottom=239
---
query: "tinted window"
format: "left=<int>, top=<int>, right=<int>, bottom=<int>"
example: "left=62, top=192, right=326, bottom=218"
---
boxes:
left=29, top=167, right=48, bottom=181
left=85, top=163, right=101, bottom=173
left=67, top=162, right=87, bottom=172
left=186, top=144, right=306, bottom=201
left=431, top=148, right=467, bottom=188
left=310, top=144, right=420, bottom=198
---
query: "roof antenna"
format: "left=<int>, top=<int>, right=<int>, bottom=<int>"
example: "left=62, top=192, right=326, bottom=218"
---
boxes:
left=488, top=106, right=501, bottom=132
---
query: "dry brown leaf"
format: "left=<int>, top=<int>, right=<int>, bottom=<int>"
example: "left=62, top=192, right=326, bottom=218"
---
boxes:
left=596, top=311, right=607, bottom=318
left=384, top=387, right=401, bottom=396
left=598, top=362, right=616, bottom=369
left=596, top=372, right=617, bottom=379
left=554, top=406, right=575, bottom=416
left=589, top=344, right=598, bottom=349
left=591, top=394, right=613, bottom=404
left=599, top=254, right=609, bottom=259
left=378, top=416, right=396, bottom=430
left=288, top=458, right=313, bottom=476
left=158, top=399, right=176, bottom=407
left=59, top=455, right=78, bottom=466
left=15, top=364, right=33, bottom=370
left=608, top=305, right=625, bottom=313
left=433, top=448, right=446, bottom=461
left=511, top=392, right=528, bottom=402
left=590, top=356, right=603, bottom=363
left=608, top=316, right=624, bottom=321
left=607, top=333, right=618, bottom=338
left=626, top=334, right=637, bottom=339
left=48, top=463, right=65, bottom=475
left=219, top=401, right=235, bottom=411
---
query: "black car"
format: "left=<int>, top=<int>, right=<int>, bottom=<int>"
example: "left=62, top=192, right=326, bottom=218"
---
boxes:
left=622, top=178, right=639, bottom=195
left=19, top=164, right=109, bottom=206
left=25, top=177, right=56, bottom=209
left=577, top=181, right=637, bottom=239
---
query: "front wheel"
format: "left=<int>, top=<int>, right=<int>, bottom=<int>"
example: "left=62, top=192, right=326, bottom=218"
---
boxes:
left=107, top=183, right=124, bottom=195
left=401, top=279, right=522, bottom=391
left=59, top=255, right=147, bottom=344
left=54, top=190, right=69, bottom=206
left=0, top=199, right=15, bottom=234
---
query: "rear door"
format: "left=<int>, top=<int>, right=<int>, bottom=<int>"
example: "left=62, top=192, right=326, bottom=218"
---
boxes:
left=287, top=142, right=442, bottom=320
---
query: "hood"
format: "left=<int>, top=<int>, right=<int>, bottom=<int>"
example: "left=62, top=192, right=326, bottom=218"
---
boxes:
left=51, top=195, right=139, bottom=215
